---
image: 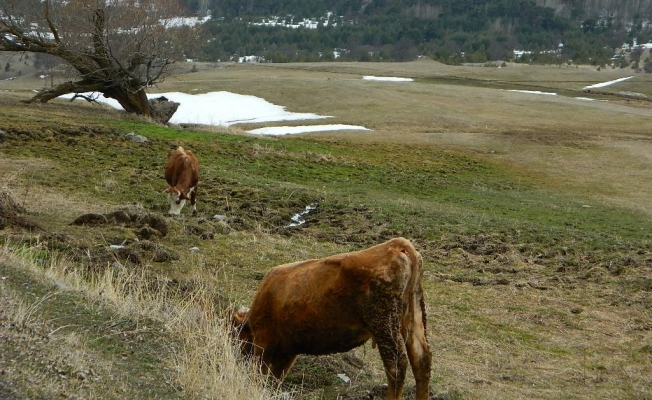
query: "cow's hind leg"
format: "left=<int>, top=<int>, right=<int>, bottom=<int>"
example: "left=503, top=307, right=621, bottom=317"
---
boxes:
left=370, top=309, right=408, bottom=400
left=404, top=294, right=432, bottom=400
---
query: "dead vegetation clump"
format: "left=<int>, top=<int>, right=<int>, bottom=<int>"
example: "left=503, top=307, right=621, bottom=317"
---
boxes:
left=72, top=204, right=169, bottom=236
left=0, top=189, right=41, bottom=231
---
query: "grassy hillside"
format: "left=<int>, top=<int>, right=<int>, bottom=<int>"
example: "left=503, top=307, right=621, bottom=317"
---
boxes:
left=1, top=59, right=651, bottom=399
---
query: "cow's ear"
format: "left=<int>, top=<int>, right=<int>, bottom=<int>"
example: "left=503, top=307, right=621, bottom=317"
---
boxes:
left=232, top=311, right=248, bottom=327
left=225, top=306, right=249, bottom=328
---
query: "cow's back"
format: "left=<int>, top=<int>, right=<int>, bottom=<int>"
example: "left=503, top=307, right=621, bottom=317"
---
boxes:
left=165, top=147, right=198, bottom=187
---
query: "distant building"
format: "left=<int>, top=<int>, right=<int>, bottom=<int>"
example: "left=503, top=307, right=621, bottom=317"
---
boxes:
left=622, top=38, right=652, bottom=52
left=238, top=55, right=265, bottom=63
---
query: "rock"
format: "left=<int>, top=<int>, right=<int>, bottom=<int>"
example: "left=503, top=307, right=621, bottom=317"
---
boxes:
left=124, top=132, right=149, bottom=143
left=336, top=373, right=351, bottom=384
left=111, top=262, right=125, bottom=272
left=149, top=96, right=180, bottom=124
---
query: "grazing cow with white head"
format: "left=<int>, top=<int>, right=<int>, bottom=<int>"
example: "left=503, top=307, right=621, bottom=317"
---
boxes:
left=231, top=237, right=432, bottom=400
left=164, top=146, right=199, bottom=215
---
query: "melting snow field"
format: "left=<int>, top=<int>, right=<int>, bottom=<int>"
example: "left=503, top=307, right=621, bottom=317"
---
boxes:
left=63, top=91, right=330, bottom=128
left=61, top=75, right=416, bottom=135
left=63, top=90, right=370, bottom=135
left=61, top=74, right=632, bottom=135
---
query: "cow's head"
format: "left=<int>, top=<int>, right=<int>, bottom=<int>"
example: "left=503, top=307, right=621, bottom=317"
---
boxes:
left=227, top=306, right=254, bottom=357
left=164, top=186, right=189, bottom=215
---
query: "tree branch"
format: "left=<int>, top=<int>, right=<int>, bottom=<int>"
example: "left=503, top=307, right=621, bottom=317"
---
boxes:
left=23, top=80, right=105, bottom=104
left=91, top=8, right=111, bottom=69
left=0, top=25, right=58, bottom=52
left=43, top=0, right=61, bottom=43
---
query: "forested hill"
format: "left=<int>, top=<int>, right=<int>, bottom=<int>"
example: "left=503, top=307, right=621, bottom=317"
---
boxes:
left=183, top=0, right=652, bottom=65
left=534, top=0, right=652, bottom=23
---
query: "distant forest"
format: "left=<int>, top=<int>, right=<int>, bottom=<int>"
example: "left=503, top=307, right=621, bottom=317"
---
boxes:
left=179, top=0, right=652, bottom=66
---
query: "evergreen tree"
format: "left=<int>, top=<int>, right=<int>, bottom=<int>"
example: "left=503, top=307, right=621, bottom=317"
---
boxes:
left=196, top=0, right=651, bottom=64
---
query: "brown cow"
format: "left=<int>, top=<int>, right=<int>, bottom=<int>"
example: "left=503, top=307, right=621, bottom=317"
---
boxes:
left=232, top=237, right=432, bottom=400
left=164, top=146, right=199, bottom=215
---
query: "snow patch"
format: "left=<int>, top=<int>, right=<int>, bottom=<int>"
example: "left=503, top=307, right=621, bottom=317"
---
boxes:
left=507, top=90, right=557, bottom=96
left=248, top=124, right=370, bottom=136
left=286, top=203, right=318, bottom=228
left=363, top=76, right=413, bottom=82
left=582, top=76, right=633, bottom=90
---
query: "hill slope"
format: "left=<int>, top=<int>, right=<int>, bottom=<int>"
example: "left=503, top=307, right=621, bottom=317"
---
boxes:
left=1, top=62, right=651, bottom=399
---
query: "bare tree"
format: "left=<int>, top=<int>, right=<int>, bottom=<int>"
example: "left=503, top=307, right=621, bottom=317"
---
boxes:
left=34, top=52, right=60, bottom=87
left=0, top=0, right=197, bottom=122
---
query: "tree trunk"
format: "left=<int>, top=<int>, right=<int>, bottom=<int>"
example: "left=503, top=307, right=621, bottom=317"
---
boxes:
left=106, top=87, right=152, bottom=118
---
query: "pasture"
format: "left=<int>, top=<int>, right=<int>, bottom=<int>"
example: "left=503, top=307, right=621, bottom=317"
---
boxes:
left=0, top=58, right=651, bottom=400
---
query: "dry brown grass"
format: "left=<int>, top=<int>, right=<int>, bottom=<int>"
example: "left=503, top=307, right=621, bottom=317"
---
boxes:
left=0, top=241, right=291, bottom=400
left=426, top=278, right=652, bottom=399
left=0, top=158, right=115, bottom=221
left=0, top=250, right=112, bottom=399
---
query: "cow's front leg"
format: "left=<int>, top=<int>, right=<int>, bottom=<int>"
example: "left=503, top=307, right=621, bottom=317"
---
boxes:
left=189, top=186, right=198, bottom=215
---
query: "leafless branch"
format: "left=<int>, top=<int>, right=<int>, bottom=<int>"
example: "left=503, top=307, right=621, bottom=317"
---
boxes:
left=43, top=0, right=61, bottom=43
